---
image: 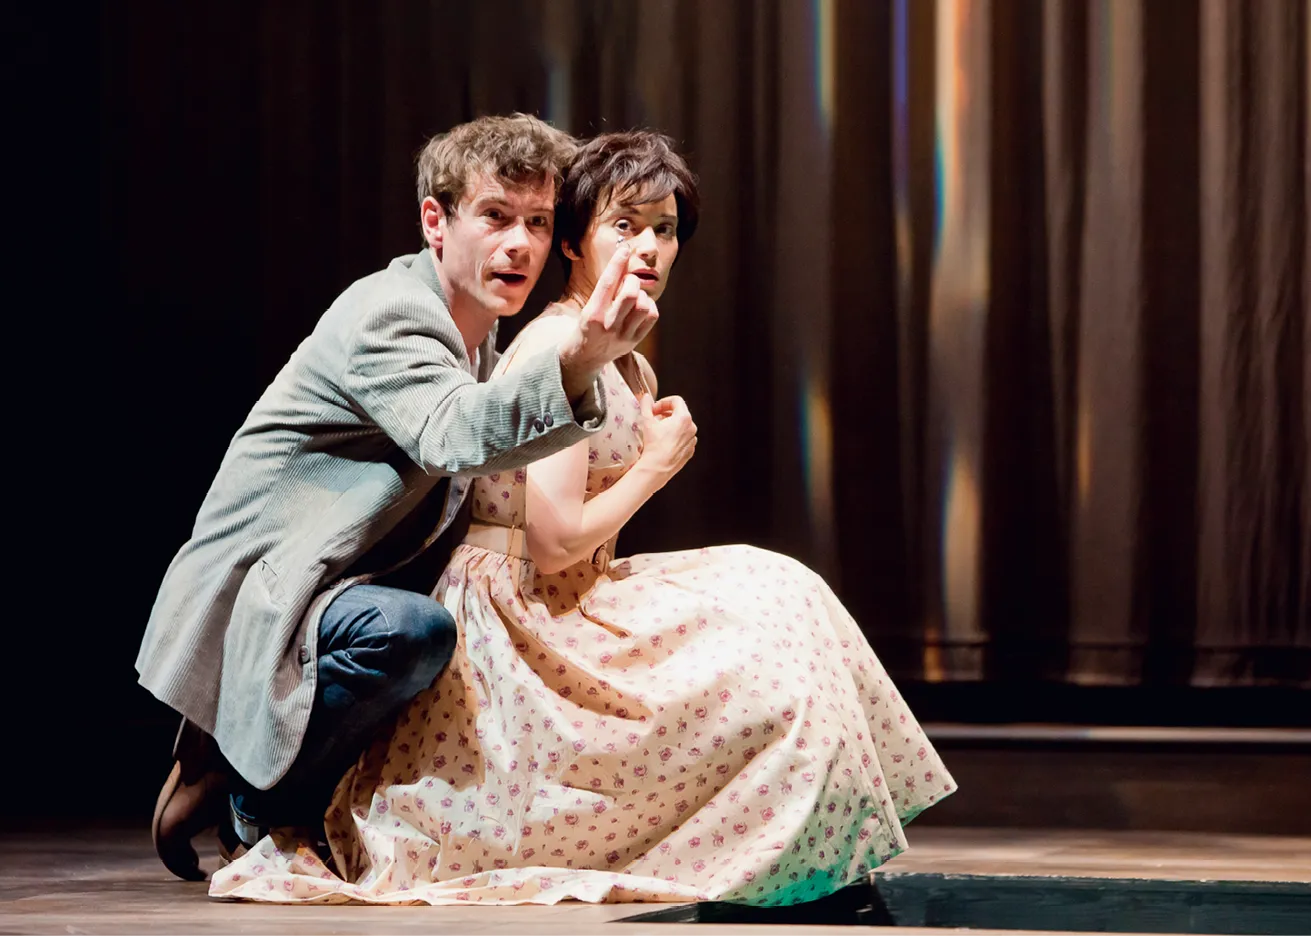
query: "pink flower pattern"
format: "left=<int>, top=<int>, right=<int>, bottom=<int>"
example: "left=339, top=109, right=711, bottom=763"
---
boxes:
left=211, top=319, right=955, bottom=906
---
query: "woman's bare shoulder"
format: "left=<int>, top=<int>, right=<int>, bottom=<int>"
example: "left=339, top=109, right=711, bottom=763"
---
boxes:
left=498, top=307, right=579, bottom=370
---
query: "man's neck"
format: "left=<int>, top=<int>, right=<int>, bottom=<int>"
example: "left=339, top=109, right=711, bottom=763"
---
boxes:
left=449, top=308, right=491, bottom=363
left=433, top=248, right=493, bottom=362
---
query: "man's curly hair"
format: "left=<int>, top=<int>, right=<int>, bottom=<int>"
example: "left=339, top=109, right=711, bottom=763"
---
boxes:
left=416, top=113, right=578, bottom=218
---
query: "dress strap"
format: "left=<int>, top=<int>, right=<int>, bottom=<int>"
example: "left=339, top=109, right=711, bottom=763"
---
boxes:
left=614, top=352, right=653, bottom=399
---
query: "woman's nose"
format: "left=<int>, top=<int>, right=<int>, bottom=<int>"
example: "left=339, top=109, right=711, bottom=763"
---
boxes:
left=635, top=228, right=659, bottom=261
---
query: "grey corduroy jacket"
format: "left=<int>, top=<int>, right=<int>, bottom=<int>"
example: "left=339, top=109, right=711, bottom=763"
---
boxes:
left=135, top=249, right=604, bottom=789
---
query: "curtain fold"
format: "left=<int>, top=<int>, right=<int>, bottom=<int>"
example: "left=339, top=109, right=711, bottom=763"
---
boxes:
left=565, top=0, right=1311, bottom=686
left=105, top=0, right=1310, bottom=687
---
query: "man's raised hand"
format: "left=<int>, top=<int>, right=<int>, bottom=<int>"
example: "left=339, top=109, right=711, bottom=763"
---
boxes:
left=558, top=245, right=660, bottom=401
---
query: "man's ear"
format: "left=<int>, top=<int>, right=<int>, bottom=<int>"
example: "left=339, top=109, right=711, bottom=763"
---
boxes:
left=420, top=196, right=445, bottom=252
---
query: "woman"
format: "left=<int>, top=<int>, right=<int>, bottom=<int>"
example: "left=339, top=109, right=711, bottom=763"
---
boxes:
left=212, top=131, right=954, bottom=907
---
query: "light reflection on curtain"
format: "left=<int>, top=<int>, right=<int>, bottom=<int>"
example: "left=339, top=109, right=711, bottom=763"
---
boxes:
left=107, top=0, right=1308, bottom=687
left=543, top=0, right=1310, bottom=687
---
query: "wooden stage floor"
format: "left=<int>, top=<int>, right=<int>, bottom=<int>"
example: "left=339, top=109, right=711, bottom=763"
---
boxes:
left=2, top=825, right=1308, bottom=935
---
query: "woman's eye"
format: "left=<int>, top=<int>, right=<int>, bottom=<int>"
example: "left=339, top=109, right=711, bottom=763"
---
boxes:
left=657, top=224, right=676, bottom=237
left=614, top=219, right=632, bottom=232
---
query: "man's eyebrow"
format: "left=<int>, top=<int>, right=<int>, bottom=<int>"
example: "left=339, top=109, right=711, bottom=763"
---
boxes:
left=476, top=195, right=553, bottom=215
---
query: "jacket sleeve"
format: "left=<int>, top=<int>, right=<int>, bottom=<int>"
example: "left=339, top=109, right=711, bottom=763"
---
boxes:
left=342, top=298, right=606, bottom=477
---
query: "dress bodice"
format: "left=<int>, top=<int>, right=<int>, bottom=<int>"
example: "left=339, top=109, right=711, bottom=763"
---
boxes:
left=469, top=314, right=647, bottom=530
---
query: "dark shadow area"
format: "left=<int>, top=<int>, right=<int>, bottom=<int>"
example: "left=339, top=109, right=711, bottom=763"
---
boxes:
left=622, top=875, right=1311, bottom=935
left=898, top=682, right=1311, bottom=727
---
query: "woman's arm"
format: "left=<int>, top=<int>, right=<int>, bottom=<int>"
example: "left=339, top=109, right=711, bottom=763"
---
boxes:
left=496, top=318, right=696, bottom=574
left=524, top=391, right=696, bottom=575
left=523, top=427, right=665, bottom=574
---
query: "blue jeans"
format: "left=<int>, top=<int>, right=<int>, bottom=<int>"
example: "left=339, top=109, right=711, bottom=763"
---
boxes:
left=231, top=584, right=456, bottom=834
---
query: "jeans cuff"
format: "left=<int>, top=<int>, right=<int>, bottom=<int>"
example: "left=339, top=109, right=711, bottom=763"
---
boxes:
left=229, top=795, right=270, bottom=848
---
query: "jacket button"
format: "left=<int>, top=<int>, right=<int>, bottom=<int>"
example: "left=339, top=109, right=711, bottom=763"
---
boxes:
left=532, top=417, right=545, bottom=433
left=298, top=645, right=311, bottom=665
left=543, top=412, right=554, bottom=428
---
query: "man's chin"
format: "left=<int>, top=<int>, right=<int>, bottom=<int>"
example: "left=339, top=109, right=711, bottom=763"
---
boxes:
left=486, top=281, right=534, bottom=312
left=485, top=293, right=529, bottom=318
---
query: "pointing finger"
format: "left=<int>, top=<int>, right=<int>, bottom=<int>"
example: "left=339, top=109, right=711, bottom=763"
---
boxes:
left=587, top=243, right=632, bottom=318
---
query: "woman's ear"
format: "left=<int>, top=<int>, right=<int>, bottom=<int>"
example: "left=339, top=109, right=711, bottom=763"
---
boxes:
left=561, top=239, right=582, bottom=263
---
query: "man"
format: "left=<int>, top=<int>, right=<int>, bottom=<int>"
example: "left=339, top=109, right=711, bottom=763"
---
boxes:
left=138, top=113, right=661, bottom=879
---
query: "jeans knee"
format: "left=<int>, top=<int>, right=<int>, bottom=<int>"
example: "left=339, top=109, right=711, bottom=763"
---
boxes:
left=388, top=594, right=457, bottom=694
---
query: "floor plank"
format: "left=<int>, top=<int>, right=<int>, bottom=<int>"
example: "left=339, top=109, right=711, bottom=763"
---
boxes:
left=2, top=825, right=1307, bottom=934
left=881, top=828, right=1311, bottom=883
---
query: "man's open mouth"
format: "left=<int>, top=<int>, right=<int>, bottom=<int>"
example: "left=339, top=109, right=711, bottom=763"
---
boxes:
left=491, top=271, right=528, bottom=286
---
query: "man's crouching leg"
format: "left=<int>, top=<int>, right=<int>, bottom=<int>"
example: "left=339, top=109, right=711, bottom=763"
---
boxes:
left=228, top=585, right=457, bottom=852
left=152, top=584, right=455, bottom=879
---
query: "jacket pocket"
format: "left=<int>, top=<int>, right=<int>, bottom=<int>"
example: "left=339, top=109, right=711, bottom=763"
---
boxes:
left=257, top=558, right=283, bottom=607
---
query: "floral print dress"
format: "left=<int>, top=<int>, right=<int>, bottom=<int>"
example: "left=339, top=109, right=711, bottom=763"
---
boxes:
left=210, top=313, right=956, bottom=906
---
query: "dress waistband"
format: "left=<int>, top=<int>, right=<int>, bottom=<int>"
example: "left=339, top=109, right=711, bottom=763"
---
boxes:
left=462, top=522, right=617, bottom=574
left=463, top=522, right=529, bottom=558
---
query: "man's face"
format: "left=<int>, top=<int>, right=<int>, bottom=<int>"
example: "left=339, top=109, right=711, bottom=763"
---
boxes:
left=429, top=174, right=556, bottom=320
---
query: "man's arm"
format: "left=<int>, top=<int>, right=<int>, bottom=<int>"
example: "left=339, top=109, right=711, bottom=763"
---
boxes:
left=344, top=244, right=656, bottom=478
left=343, top=301, right=606, bottom=478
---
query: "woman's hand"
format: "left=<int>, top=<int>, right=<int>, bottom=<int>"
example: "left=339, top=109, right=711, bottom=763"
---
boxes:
left=636, top=393, right=697, bottom=487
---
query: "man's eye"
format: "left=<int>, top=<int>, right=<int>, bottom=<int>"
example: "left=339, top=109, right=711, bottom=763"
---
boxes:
left=529, top=216, right=550, bottom=227
left=485, top=209, right=503, bottom=221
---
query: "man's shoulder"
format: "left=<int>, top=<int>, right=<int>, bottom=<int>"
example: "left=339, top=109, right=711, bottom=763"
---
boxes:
left=338, top=253, right=445, bottom=309
left=317, top=252, right=453, bottom=343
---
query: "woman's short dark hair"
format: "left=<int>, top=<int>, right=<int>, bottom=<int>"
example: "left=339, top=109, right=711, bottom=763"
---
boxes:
left=556, top=130, right=700, bottom=269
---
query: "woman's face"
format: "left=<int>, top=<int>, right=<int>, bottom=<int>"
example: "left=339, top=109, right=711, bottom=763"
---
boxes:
left=574, top=189, right=680, bottom=302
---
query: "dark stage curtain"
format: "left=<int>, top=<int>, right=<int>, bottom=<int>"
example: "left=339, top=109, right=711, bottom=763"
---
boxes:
left=98, top=0, right=1308, bottom=698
